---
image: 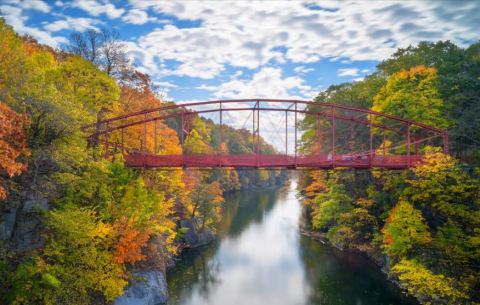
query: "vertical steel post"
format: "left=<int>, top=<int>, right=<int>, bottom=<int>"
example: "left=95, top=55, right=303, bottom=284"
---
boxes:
left=219, top=102, right=223, bottom=167
left=121, top=127, right=124, bottom=154
left=105, top=122, right=109, bottom=158
left=415, top=135, right=419, bottom=156
left=252, top=103, right=256, bottom=154
left=294, top=102, right=297, bottom=168
left=154, top=119, right=157, bottom=154
left=181, top=112, right=185, bottom=166
left=369, top=113, right=373, bottom=166
left=285, top=110, right=288, bottom=157
left=143, top=114, right=147, bottom=155
left=181, top=112, right=184, bottom=154
left=257, top=101, right=260, bottom=167
left=219, top=102, right=222, bottom=154
left=382, top=129, right=386, bottom=157
left=331, top=106, right=335, bottom=167
left=407, top=124, right=411, bottom=167
left=316, top=113, right=320, bottom=155
left=349, top=122, right=354, bottom=154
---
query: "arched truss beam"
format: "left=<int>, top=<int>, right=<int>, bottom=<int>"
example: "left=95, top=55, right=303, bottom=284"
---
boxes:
left=85, top=99, right=447, bottom=134
left=91, top=107, right=407, bottom=136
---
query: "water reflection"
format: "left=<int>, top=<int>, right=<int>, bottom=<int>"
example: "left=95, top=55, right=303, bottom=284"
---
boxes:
left=167, top=182, right=417, bottom=305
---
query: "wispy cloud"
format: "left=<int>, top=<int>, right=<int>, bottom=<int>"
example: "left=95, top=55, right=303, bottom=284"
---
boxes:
left=197, top=67, right=315, bottom=99
left=123, top=1, right=480, bottom=79
left=121, top=9, right=157, bottom=25
left=71, top=0, right=124, bottom=19
left=3, top=0, right=480, bottom=105
left=337, top=68, right=360, bottom=77
left=294, top=66, right=314, bottom=74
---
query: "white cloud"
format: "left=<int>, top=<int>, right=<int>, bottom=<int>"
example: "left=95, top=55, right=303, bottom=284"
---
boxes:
left=72, top=0, right=124, bottom=19
left=125, top=1, right=480, bottom=79
left=294, top=66, right=314, bottom=74
left=7, top=0, right=51, bottom=13
left=44, top=16, right=100, bottom=32
left=155, top=81, right=177, bottom=88
left=0, top=4, right=66, bottom=46
left=337, top=68, right=360, bottom=77
left=197, top=67, right=315, bottom=100
left=122, top=9, right=156, bottom=25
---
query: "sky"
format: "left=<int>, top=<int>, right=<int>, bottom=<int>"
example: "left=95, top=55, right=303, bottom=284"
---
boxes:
left=1, top=0, right=479, bottom=151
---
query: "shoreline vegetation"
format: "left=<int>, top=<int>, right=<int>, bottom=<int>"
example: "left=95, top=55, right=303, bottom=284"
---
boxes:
left=0, top=15, right=479, bottom=305
left=297, top=40, right=480, bottom=305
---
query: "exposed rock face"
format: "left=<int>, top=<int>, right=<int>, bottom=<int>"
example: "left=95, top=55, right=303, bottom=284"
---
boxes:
left=13, top=198, right=50, bottom=251
left=114, top=271, right=168, bottom=305
left=0, top=208, right=17, bottom=241
left=180, top=218, right=214, bottom=248
left=22, top=198, right=49, bottom=213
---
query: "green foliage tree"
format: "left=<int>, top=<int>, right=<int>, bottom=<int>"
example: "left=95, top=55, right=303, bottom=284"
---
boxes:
left=8, top=206, right=126, bottom=305
left=312, top=179, right=353, bottom=230
left=390, top=259, right=468, bottom=305
left=377, top=41, right=480, bottom=158
left=372, top=65, right=450, bottom=129
left=406, top=147, right=480, bottom=226
left=381, top=199, right=431, bottom=258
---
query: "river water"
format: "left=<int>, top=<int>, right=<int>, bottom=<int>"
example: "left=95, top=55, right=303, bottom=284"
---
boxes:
left=167, top=181, right=418, bottom=305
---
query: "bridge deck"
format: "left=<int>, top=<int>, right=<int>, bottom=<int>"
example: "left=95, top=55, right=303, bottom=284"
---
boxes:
left=124, top=154, right=421, bottom=169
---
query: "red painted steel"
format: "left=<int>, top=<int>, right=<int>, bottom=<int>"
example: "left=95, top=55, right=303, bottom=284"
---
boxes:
left=123, top=154, right=422, bottom=169
left=85, top=99, right=449, bottom=169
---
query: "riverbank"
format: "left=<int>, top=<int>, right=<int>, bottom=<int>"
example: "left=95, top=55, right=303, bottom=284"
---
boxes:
left=299, top=199, right=420, bottom=304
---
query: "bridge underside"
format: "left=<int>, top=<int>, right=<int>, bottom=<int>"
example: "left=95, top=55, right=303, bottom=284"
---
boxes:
left=124, top=154, right=421, bottom=169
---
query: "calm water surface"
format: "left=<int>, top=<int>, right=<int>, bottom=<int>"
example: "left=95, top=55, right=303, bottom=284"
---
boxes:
left=167, top=181, right=418, bottom=305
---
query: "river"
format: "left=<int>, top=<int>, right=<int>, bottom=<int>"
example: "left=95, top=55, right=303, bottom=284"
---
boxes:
left=166, top=181, right=418, bottom=305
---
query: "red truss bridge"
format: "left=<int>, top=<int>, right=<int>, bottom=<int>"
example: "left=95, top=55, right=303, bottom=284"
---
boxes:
left=85, top=99, right=448, bottom=169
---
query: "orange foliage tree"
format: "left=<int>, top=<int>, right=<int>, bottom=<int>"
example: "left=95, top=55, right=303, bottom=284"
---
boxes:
left=112, top=217, right=150, bottom=264
left=304, top=170, right=327, bottom=206
left=0, top=102, right=30, bottom=200
left=110, top=72, right=182, bottom=155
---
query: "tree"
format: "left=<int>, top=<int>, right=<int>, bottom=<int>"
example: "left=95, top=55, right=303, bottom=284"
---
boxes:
left=8, top=206, right=127, bottom=305
left=407, top=147, right=480, bottom=226
left=67, top=28, right=130, bottom=78
left=390, top=259, right=468, bottom=305
left=372, top=65, right=451, bottom=129
left=312, top=181, right=353, bottom=230
left=183, top=117, right=214, bottom=155
left=67, top=29, right=102, bottom=66
left=303, top=170, right=327, bottom=206
left=377, top=41, right=480, bottom=159
left=187, top=172, right=224, bottom=231
left=99, top=29, right=130, bottom=77
left=381, top=200, right=431, bottom=258
left=0, top=102, right=30, bottom=200
left=43, top=206, right=127, bottom=304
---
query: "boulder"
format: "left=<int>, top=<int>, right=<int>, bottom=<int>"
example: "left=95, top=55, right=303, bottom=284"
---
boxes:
left=114, top=271, right=168, bottom=305
left=180, top=218, right=214, bottom=248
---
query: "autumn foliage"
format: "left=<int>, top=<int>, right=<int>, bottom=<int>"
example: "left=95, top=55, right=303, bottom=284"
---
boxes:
left=0, top=102, right=30, bottom=200
left=0, top=18, right=286, bottom=305
left=113, top=218, right=150, bottom=265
